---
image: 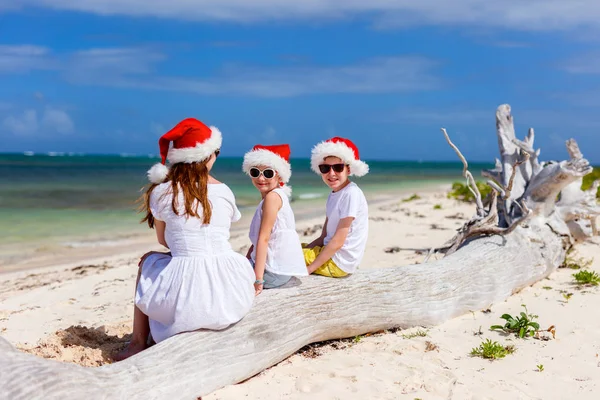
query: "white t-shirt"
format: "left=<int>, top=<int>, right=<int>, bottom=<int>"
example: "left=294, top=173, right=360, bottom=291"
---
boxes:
left=323, top=182, right=369, bottom=273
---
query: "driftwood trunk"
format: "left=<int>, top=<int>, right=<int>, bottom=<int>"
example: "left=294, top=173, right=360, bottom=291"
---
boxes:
left=0, top=104, right=597, bottom=399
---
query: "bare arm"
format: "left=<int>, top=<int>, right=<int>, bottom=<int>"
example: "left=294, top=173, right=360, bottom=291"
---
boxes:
left=307, top=218, right=328, bottom=248
left=253, top=191, right=282, bottom=294
left=155, top=220, right=168, bottom=249
left=307, top=217, right=353, bottom=274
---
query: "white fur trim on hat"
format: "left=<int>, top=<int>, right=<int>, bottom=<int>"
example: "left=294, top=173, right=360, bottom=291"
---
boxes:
left=167, top=126, right=222, bottom=164
left=310, top=141, right=369, bottom=177
left=242, top=148, right=292, bottom=183
left=147, top=163, right=169, bottom=184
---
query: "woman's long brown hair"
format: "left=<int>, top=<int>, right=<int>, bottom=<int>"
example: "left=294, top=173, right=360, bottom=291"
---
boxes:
left=139, top=160, right=212, bottom=228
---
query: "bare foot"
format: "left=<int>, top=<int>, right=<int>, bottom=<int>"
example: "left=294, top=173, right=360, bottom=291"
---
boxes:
left=113, top=341, right=148, bottom=362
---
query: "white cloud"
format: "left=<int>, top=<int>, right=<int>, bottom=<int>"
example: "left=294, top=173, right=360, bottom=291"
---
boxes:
left=59, top=48, right=441, bottom=97
left=2, top=110, right=38, bottom=135
left=561, top=52, right=600, bottom=74
left=488, top=41, right=532, bottom=49
left=0, top=45, right=54, bottom=73
left=552, top=89, right=600, bottom=107
left=2, top=107, right=74, bottom=136
left=0, top=44, right=441, bottom=97
left=6, top=1, right=600, bottom=32
left=69, top=48, right=165, bottom=76
left=386, top=108, right=491, bottom=125
left=134, top=56, right=440, bottom=97
left=42, top=108, right=75, bottom=134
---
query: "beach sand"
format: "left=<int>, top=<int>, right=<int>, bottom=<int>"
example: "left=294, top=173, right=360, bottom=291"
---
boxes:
left=1, top=186, right=599, bottom=399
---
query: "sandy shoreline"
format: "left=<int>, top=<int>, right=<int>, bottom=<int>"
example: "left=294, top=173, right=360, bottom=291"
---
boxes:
left=0, top=184, right=441, bottom=275
left=1, top=184, right=599, bottom=399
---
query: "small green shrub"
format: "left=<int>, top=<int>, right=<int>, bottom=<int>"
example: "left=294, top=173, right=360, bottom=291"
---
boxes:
left=490, top=304, right=540, bottom=338
left=573, top=270, right=600, bottom=286
left=561, top=252, right=593, bottom=270
left=537, top=364, right=544, bottom=372
left=447, top=181, right=492, bottom=203
left=433, top=204, right=442, bottom=210
left=401, top=329, right=428, bottom=339
left=581, top=167, right=600, bottom=200
left=402, top=194, right=421, bottom=202
left=470, top=339, right=515, bottom=360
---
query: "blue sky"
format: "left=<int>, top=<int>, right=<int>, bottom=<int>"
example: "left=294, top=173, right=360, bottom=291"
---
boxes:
left=1, top=1, right=600, bottom=163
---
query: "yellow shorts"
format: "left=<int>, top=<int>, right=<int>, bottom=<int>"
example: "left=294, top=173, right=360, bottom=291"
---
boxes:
left=302, top=243, right=348, bottom=278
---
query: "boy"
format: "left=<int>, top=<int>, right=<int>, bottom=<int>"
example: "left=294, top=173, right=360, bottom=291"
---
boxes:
left=303, top=137, right=369, bottom=277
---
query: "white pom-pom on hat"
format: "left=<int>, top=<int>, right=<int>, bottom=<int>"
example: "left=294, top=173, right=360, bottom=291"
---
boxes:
left=279, top=183, right=292, bottom=198
left=147, top=163, right=169, bottom=184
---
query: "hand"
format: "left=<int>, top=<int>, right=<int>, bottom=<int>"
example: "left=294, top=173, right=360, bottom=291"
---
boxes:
left=254, top=282, right=263, bottom=296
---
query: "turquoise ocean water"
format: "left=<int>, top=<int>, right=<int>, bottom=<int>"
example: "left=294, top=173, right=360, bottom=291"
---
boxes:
left=0, top=153, right=492, bottom=267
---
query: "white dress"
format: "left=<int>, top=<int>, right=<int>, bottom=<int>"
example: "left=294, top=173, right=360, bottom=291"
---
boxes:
left=135, top=182, right=255, bottom=343
left=249, top=188, right=308, bottom=277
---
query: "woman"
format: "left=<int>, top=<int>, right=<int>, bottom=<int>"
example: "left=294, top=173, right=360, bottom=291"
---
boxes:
left=115, top=118, right=255, bottom=361
left=242, top=144, right=308, bottom=295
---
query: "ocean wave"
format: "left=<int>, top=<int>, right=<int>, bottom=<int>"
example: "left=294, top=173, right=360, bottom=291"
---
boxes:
left=297, top=193, right=324, bottom=200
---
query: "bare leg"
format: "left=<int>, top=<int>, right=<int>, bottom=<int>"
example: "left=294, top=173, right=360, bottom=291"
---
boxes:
left=114, top=266, right=150, bottom=361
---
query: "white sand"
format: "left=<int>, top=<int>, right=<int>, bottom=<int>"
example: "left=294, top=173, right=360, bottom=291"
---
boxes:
left=1, top=187, right=599, bottom=399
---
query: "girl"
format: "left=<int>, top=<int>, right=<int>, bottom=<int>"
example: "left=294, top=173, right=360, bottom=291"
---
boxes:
left=242, top=144, right=308, bottom=295
left=115, top=118, right=255, bottom=361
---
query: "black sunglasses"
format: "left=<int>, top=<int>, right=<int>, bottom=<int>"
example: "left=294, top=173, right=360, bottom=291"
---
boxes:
left=249, top=167, right=276, bottom=179
left=318, top=163, right=346, bottom=174
left=214, top=149, right=220, bottom=157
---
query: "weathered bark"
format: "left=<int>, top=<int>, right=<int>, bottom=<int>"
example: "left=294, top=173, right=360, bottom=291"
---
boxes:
left=555, top=140, right=600, bottom=240
left=0, top=104, right=596, bottom=400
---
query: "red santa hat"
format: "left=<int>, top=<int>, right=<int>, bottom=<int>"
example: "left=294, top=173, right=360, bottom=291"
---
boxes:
left=147, top=118, right=222, bottom=184
left=243, top=144, right=292, bottom=197
left=310, top=136, right=369, bottom=177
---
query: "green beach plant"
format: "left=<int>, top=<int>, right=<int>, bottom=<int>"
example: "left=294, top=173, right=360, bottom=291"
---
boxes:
left=470, top=339, right=515, bottom=360
left=402, top=194, right=421, bottom=202
left=401, top=329, right=428, bottom=339
left=561, top=249, right=593, bottom=270
left=490, top=304, right=539, bottom=338
left=433, top=204, right=442, bottom=210
left=562, top=292, right=573, bottom=303
left=581, top=167, right=600, bottom=199
left=447, top=181, right=492, bottom=203
left=537, top=364, right=544, bottom=372
left=573, top=270, right=600, bottom=286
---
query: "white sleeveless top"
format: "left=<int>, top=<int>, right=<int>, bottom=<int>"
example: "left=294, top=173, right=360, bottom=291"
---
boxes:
left=249, top=188, right=308, bottom=276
